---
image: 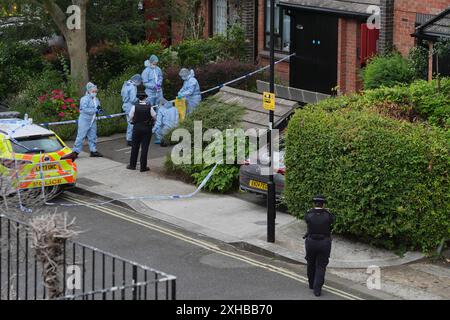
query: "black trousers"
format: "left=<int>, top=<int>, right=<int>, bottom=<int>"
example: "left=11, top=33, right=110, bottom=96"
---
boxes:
left=129, top=126, right=152, bottom=169
left=305, top=237, right=332, bottom=295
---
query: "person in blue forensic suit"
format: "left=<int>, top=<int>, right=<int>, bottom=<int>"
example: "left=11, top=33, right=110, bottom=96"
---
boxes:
left=177, top=68, right=202, bottom=114
left=141, top=54, right=163, bottom=107
left=73, top=82, right=103, bottom=158
left=152, top=98, right=179, bottom=146
left=121, top=74, right=142, bottom=146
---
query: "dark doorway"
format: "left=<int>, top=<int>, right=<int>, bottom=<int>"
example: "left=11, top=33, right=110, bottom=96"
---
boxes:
left=290, top=11, right=338, bottom=94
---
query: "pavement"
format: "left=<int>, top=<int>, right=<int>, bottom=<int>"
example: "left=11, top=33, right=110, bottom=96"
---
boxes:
left=70, top=134, right=424, bottom=269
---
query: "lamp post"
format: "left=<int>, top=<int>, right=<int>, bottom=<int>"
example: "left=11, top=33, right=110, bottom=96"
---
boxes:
left=267, top=0, right=276, bottom=243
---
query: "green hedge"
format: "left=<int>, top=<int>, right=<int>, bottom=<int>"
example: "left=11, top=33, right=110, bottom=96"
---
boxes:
left=310, top=78, right=450, bottom=130
left=362, top=78, right=450, bottom=129
left=285, top=107, right=450, bottom=252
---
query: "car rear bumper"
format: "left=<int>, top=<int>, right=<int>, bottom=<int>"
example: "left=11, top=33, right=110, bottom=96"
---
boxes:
left=239, top=165, right=284, bottom=199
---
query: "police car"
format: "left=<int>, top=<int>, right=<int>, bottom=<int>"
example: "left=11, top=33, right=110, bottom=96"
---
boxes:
left=0, top=116, right=77, bottom=198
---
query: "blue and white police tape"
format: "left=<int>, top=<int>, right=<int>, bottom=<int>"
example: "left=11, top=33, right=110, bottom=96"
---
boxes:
left=45, top=161, right=222, bottom=208
left=39, top=112, right=126, bottom=127
left=41, top=53, right=296, bottom=128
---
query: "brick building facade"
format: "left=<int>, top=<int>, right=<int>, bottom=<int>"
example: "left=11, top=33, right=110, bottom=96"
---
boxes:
left=149, top=0, right=450, bottom=95
left=394, top=0, right=450, bottom=56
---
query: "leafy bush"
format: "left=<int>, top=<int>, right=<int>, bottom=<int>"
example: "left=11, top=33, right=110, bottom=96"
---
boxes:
left=311, top=78, right=450, bottom=130
left=9, top=67, right=128, bottom=140
left=0, top=42, right=45, bottom=101
left=408, top=45, right=429, bottom=80
left=89, top=42, right=177, bottom=90
left=89, top=43, right=127, bottom=89
left=176, top=38, right=222, bottom=68
left=37, top=90, right=79, bottom=120
left=363, top=78, right=450, bottom=128
left=285, top=107, right=450, bottom=252
left=163, top=60, right=258, bottom=100
left=9, top=68, right=66, bottom=117
left=117, top=41, right=165, bottom=70
left=362, top=53, right=415, bottom=90
left=176, top=25, right=247, bottom=68
left=164, top=98, right=246, bottom=193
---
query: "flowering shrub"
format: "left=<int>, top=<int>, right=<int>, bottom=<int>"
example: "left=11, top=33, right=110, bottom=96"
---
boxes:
left=37, top=89, right=79, bottom=121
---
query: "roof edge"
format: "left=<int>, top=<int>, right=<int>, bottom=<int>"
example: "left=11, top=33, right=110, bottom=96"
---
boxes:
left=279, top=2, right=371, bottom=19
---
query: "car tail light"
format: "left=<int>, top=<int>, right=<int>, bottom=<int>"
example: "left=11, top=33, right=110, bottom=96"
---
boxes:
left=0, top=158, right=32, bottom=169
left=61, top=152, right=77, bottom=162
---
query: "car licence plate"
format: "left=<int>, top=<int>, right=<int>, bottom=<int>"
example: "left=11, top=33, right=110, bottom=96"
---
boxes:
left=35, top=164, right=58, bottom=172
left=249, top=180, right=268, bottom=191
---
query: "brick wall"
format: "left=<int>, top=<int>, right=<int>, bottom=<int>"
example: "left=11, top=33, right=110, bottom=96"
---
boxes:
left=256, top=0, right=290, bottom=84
left=393, top=0, right=450, bottom=56
left=379, top=0, right=395, bottom=53
left=259, top=56, right=290, bottom=85
left=241, top=0, right=257, bottom=60
left=337, top=18, right=362, bottom=94
left=169, top=0, right=211, bottom=45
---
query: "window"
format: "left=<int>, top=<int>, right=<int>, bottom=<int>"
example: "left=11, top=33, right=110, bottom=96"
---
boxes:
left=213, top=0, right=228, bottom=35
left=264, top=0, right=290, bottom=53
left=12, top=135, right=64, bottom=154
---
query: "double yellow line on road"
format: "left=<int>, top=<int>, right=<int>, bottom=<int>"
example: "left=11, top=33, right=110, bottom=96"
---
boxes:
left=62, top=194, right=364, bottom=300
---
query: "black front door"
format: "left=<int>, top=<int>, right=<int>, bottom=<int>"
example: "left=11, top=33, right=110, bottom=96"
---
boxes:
left=290, top=11, right=338, bottom=94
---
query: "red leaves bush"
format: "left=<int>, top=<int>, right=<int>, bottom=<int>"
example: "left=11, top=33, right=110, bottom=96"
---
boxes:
left=38, top=89, right=79, bottom=121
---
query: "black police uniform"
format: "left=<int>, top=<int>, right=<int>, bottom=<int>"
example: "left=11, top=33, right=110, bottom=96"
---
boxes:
left=304, top=207, right=335, bottom=296
left=129, top=102, right=154, bottom=171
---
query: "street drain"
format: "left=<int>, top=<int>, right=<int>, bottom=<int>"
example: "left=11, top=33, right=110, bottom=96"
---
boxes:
left=77, top=177, right=104, bottom=187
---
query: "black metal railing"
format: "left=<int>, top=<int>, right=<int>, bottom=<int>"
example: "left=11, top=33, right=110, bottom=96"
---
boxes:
left=0, top=214, right=176, bottom=300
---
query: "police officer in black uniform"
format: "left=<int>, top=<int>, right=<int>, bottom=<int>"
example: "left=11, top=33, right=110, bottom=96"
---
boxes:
left=304, top=194, right=335, bottom=297
left=127, top=93, right=156, bottom=172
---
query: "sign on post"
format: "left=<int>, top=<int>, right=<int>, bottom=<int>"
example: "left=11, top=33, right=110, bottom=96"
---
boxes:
left=175, top=98, right=187, bottom=121
left=263, top=92, right=275, bottom=111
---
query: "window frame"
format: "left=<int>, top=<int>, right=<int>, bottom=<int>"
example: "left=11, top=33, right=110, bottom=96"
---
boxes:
left=211, top=0, right=229, bottom=36
left=264, top=0, right=290, bottom=53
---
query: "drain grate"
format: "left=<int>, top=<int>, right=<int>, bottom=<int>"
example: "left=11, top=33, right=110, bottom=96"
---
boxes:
left=77, top=177, right=104, bottom=187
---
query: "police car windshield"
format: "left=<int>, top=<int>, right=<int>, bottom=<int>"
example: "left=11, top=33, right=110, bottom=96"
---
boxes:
left=12, top=135, right=64, bottom=154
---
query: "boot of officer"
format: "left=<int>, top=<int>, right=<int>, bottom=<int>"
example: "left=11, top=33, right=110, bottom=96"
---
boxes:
left=304, top=194, right=335, bottom=297
left=126, top=92, right=156, bottom=172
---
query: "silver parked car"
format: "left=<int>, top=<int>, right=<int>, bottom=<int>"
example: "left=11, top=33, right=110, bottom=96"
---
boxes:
left=239, top=138, right=285, bottom=200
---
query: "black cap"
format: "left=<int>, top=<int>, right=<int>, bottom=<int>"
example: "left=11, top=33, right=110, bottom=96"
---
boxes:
left=137, top=91, right=147, bottom=100
left=313, top=194, right=326, bottom=203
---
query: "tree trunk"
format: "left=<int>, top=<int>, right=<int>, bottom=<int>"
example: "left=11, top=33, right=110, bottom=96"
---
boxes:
left=38, top=0, right=90, bottom=96
left=66, top=32, right=89, bottom=95
left=66, top=1, right=89, bottom=96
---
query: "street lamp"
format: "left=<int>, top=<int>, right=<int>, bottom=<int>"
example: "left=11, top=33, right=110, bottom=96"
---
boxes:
left=267, top=0, right=276, bottom=243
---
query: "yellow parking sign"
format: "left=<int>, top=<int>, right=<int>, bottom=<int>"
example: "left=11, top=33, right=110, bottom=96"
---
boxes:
left=263, top=92, right=275, bottom=111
